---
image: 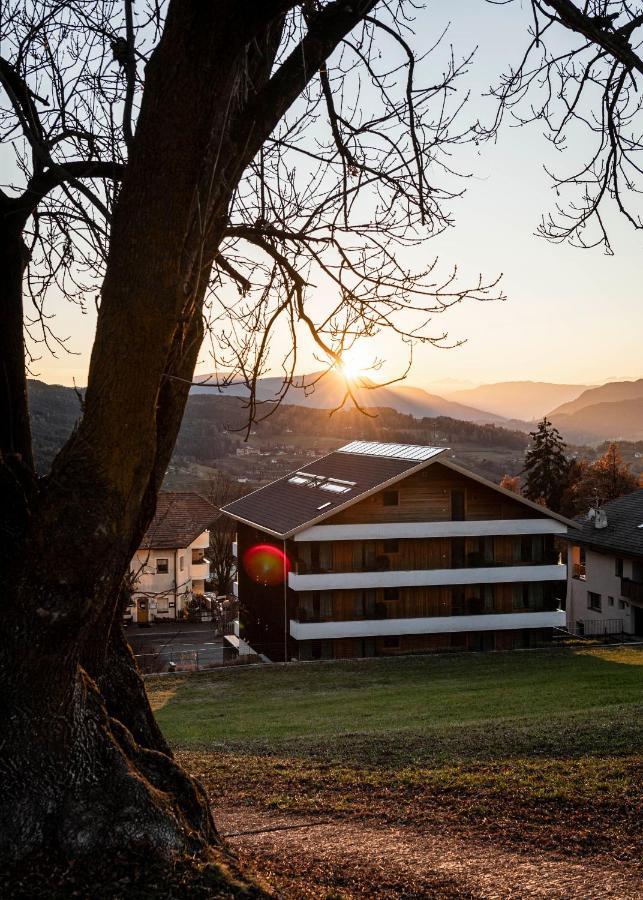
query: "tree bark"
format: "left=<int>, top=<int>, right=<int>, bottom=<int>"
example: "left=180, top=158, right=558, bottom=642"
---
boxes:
left=0, top=0, right=380, bottom=881
left=0, top=220, right=33, bottom=470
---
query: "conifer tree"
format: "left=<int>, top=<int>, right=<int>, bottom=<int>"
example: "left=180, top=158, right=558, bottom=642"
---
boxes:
left=522, top=418, right=569, bottom=512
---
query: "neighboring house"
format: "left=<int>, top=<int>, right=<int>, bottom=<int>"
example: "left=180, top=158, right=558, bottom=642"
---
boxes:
left=129, top=492, right=218, bottom=623
left=567, top=489, right=643, bottom=638
left=222, top=441, right=575, bottom=661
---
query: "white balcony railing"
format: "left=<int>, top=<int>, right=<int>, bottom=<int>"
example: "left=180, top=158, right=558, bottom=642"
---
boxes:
left=294, top=519, right=569, bottom=542
left=290, top=610, right=566, bottom=640
left=288, top=564, right=566, bottom=592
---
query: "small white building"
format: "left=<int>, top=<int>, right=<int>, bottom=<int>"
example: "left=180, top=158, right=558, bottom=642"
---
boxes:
left=129, top=492, right=218, bottom=623
left=567, top=489, right=643, bottom=638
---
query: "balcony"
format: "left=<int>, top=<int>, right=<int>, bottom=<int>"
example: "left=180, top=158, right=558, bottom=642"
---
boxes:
left=621, top=578, right=643, bottom=604
left=295, top=596, right=562, bottom=624
left=288, top=564, right=566, bottom=592
left=294, top=519, right=569, bottom=542
left=297, top=552, right=560, bottom=577
left=289, top=610, right=566, bottom=640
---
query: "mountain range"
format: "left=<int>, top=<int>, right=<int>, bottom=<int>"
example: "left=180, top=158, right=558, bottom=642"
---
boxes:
left=28, top=372, right=643, bottom=462
left=193, top=372, right=643, bottom=442
left=442, top=381, right=590, bottom=421
left=192, top=371, right=509, bottom=425
left=549, top=379, right=643, bottom=417
left=546, top=379, right=643, bottom=443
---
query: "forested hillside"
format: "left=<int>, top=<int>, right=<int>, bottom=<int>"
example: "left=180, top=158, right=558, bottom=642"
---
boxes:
left=29, top=381, right=529, bottom=485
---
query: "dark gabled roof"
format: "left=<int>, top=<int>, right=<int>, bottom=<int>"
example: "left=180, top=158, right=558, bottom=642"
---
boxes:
left=567, top=489, right=643, bottom=559
left=221, top=440, right=576, bottom=538
left=141, top=492, right=218, bottom=549
left=221, top=442, right=445, bottom=537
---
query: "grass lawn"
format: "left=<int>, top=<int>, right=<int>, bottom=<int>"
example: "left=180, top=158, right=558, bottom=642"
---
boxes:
left=149, top=646, right=643, bottom=754
left=147, top=647, right=643, bottom=889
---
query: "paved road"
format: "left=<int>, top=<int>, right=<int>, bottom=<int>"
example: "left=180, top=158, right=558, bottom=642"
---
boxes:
left=126, top=622, right=228, bottom=671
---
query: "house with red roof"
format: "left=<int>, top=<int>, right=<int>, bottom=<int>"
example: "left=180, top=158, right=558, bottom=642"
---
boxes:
left=128, top=492, right=218, bottom=623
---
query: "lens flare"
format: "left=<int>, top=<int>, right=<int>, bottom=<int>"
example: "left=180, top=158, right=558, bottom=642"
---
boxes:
left=243, top=544, right=290, bottom=586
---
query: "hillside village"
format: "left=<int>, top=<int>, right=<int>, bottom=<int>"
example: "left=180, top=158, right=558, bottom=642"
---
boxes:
left=28, top=377, right=643, bottom=495
left=4, top=2, right=643, bottom=896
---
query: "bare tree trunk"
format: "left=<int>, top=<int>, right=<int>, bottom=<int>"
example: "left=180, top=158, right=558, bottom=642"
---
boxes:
left=0, top=221, right=33, bottom=470
left=0, top=1, right=377, bottom=882
left=0, top=3, right=253, bottom=868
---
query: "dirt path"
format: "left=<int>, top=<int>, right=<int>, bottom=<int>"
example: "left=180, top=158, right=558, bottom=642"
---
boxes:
left=217, top=808, right=643, bottom=899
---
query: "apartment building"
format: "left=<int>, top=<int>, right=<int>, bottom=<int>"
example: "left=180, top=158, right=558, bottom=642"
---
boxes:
left=222, top=441, right=574, bottom=661
left=129, top=492, right=217, bottom=623
left=567, top=489, right=643, bottom=637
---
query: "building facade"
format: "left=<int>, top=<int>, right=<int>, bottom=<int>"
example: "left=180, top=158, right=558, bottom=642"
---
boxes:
left=129, top=492, right=217, bottom=623
left=567, top=489, right=643, bottom=638
left=223, top=441, right=574, bottom=661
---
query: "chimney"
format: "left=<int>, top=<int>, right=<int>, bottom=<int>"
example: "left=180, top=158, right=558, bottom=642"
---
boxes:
left=594, top=509, right=608, bottom=530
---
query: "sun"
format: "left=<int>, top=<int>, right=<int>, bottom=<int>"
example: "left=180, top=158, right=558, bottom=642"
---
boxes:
left=338, top=346, right=374, bottom=381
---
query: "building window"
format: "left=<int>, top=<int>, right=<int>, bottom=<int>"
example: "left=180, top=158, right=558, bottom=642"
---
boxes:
left=608, top=596, right=615, bottom=607
left=383, top=588, right=399, bottom=602
left=383, top=539, right=399, bottom=553
left=451, top=489, right=465, bottom=521
left=192, top=548, right=205, bottom=565
left=572, top=546, right=586, bottom=580
left=451, top=537, right=465, bottom=568
left=382, top=490, right=399, bottom=507
left=619, top=599, right=629, bottom=610
left=311, top=542, right=333, bottom=572
left=179, top=555, right=184, bottom=572
left=615, top=558, right=624, bottom=578
left=156, top=558, right=169, bottom=574
left=587, top=591, right=602, bottom=612
left=358, top=589, right=376, bottom=617
left=512, top=584, right=529, bottom=610
left=319, top=592, right=334, bottom=618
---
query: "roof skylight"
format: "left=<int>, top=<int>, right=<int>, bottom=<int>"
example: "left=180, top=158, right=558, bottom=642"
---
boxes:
left=287, top=471, right=355, bottom=495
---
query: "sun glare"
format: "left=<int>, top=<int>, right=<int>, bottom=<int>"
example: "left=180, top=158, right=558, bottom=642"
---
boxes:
left=338, top=346, right=374, bottom=381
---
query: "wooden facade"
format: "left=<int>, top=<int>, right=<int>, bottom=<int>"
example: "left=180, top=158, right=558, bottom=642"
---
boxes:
left=232, top=456, right=568, bottom=662
left=329, top=463, right=540, bottom=525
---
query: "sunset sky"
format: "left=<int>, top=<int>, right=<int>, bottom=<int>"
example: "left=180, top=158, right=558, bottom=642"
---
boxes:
left=21, top=0, right=643, bottom=390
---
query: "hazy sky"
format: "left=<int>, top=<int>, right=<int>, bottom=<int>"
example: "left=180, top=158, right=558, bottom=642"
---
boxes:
left=17, top=1, right=643, bottom=390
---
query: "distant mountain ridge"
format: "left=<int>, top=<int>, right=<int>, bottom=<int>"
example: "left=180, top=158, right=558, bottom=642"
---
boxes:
left=545, top=378, right=643, bottom=444
left=550, top=397, right=643, bottom=443
left=192, top=370, right=509, bottom=426
left=549, top=379, right=643, bottom=417
left=444, top=381, right=590, bottom=421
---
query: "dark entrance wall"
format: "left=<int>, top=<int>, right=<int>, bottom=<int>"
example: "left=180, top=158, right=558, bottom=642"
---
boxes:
left=236, top=523, right=297, bottom=661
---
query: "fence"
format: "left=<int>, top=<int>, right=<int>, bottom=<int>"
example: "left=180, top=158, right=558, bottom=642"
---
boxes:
left=577, top=618, right=624, bottom=638
left=134, top=644, right=260, bottom=674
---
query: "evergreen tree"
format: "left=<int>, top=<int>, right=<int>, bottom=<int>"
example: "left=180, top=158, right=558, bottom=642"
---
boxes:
left=522, top=418, right=569, bottom=511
